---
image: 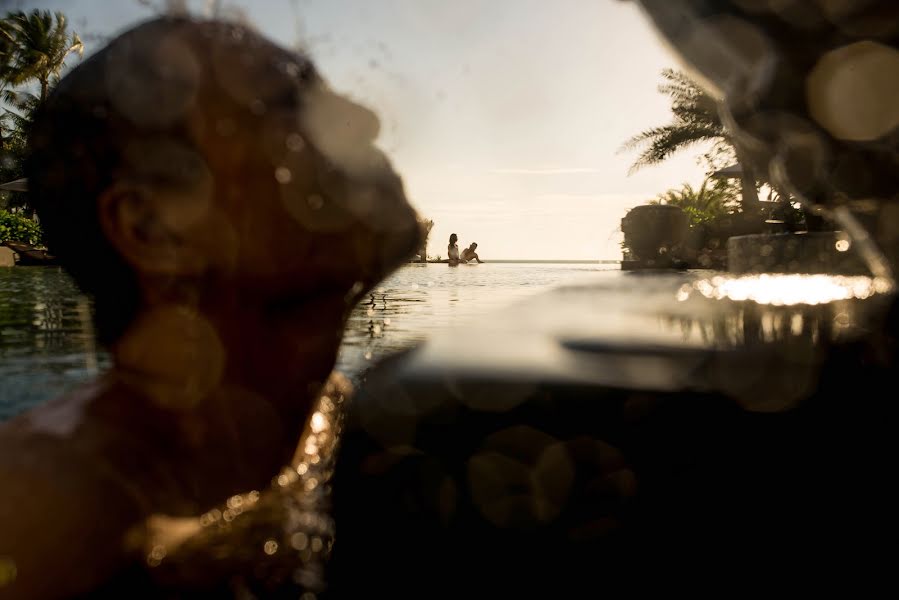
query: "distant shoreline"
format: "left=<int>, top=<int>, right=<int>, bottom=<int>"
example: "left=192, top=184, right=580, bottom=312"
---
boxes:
left=410, top=259, right=621, bottom=265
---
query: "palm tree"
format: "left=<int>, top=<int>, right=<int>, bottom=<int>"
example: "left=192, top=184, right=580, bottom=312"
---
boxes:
left=1, top=18, right=18, bottom=143
left=4, top=10, right=83, bottom=103
left=622, top=69, right=759, bottom=213
left=1, top=18, right=15, bottom=89
left=0, top=80, right=40, bottom=209
left=0, top=10, right=81, bottom=213
left=650, top=179, right=737, bottom=226
left=417, top=218, right=434, bottom=263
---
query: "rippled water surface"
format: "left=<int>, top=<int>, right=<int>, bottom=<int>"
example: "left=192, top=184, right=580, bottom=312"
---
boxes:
left=0, top=263, right=615, bottom=419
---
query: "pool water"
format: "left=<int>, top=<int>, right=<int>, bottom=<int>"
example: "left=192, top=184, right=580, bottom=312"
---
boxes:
left=0, top=263, right=616, bottom=419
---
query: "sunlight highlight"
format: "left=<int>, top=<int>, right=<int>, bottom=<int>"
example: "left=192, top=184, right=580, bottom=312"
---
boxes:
left=678, top=274, right=894, bottom=306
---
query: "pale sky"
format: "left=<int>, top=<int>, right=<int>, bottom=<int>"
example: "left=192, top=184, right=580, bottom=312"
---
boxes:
left=15, top=0, right=708, bottom=259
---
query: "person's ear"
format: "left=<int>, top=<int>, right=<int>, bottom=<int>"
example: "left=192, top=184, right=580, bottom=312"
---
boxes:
left=97, top=182, right=207, bottom=275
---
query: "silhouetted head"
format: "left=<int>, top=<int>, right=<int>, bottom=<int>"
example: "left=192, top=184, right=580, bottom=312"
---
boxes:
left=469, top=242, right=478, bottom=250
left=449, top=233, right=458, bottom=245
left=26, top=17, right=421, bottom=345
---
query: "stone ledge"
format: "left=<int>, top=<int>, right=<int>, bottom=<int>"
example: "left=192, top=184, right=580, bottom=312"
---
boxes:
left=728, top=232, right=868, bottom=275
left=0, top=246, right=16, bottom=267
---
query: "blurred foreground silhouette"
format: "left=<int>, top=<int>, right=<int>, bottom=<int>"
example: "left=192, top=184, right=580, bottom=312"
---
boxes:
left=1, top=16, right=418, bottom=598
left=0, top=1, right=898, bottom=597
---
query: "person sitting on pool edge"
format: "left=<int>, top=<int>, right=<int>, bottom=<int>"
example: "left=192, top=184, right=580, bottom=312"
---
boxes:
left=447, top=232, right=461, bottom=265
left=0, top=16, right=420, bottom=599
left=461, top=242, right=483, bottom=263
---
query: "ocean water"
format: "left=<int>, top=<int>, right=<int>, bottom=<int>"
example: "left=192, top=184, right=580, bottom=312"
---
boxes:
left=0, top=263, right=617, bottom=420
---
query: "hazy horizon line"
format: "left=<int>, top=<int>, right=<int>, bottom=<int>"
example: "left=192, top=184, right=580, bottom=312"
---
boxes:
left=414, top=259, right=621, bottom=264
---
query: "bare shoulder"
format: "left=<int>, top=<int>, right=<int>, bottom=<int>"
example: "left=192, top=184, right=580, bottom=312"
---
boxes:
left=0, top=402, right=146, bottom=599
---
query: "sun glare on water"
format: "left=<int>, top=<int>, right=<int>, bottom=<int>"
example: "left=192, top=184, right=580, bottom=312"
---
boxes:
left=677, top=274, right=894, bottom=305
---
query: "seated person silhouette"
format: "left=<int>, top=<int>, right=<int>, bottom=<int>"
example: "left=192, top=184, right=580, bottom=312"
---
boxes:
left=447, top=232, right=461, bottom=265
left=0, top=17, right=419, bottom=598
left=460, top=242, right=483, bottom=263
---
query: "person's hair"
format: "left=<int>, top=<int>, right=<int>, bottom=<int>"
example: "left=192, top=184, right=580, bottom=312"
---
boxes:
left=449, top=233, right=457, bottom=244
left=26, top=17, right=311, bottom=344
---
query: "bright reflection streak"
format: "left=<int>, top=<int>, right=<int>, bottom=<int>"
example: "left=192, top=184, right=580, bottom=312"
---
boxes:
left=679, top=274, right=893, bottom=305
left=310, top=411, right=328, bottom=433
left=139, top=373, right=347, bottom=589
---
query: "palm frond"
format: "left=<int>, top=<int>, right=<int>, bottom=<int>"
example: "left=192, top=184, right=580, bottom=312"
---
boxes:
left=622, top=68, right=732, bottom=174
left=624, top=123, right=725, bottom=174
left=651, top=179, right=738, bottom=225
left=1, top=88, right=36, bottom=110
left=2, top=10, right=83, bottom=95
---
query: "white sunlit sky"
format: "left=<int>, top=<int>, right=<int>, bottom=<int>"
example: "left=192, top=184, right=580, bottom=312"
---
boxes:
left=11, top=0, right=710, bottom=260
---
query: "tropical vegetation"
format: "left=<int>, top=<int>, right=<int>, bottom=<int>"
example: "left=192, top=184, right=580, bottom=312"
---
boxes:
left=417, top=218, right=434, bottom=262
left=0, top=207, right=42, bottom=244
left=619, top=69, right=819, bottom=266
left=2, top=10, right=83, bottom=104
left=621, top=68, right=758, bottom=214
left=0, top=10, right=83, bottom=235
left=649, top=179, right=737, bottom=227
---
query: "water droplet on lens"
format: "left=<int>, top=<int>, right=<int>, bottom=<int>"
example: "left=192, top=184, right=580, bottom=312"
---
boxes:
left=250, top=98, right=266, bottom=115
left=286, top=133, right=305, bottom=152
left=275, top=167, right=292, bottom=183
left=310, top=411, right=327, bottom=433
